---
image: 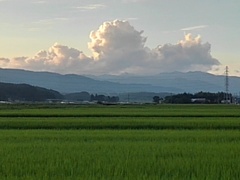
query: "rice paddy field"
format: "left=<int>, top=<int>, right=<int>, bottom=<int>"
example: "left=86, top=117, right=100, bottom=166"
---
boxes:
left=0, top=104, right=239, bottom=179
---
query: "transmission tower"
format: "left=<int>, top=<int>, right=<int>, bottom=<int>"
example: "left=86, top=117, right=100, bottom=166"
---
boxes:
left=225, top=66, right=229, bottom=103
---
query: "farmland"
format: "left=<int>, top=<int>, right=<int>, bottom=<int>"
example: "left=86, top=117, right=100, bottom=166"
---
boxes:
left=0, top=104, right=239, bottom=179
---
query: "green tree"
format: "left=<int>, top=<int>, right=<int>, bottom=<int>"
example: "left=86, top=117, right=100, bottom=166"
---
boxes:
left=153, top=96, right=160, bottom=104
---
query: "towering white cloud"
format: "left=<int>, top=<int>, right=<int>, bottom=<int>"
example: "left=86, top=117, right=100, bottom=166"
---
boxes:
left=87, top=19, right=149, bottom=74
left=88, top=20, right=147, bottom=60
left=151, top=34, right=220, bottom=73
left=0, top=20, right=220, bottom=75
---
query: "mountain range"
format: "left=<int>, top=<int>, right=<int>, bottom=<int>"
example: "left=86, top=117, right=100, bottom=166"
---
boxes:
left=88, top=72, right=230, bottom=93
left=0, top=68, right=238, bottom=94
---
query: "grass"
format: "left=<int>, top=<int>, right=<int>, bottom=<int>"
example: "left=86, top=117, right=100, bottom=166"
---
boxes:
left=0, top=104, right=239, bottom=179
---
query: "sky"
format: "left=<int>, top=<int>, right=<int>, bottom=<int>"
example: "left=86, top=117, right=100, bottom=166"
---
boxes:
left=0, top=0, right=240, bottom=76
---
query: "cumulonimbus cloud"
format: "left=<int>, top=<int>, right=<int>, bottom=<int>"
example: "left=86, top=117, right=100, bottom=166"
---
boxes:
left=150, top=34, right=220, bottom=73
left=0, top=20, right=220, bottom=75
left=88, top=20, right=147, bottom=60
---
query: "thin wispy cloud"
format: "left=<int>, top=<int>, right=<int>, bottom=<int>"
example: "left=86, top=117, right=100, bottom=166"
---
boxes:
left=32, top=1, right=47, bottom=4
left=181, top=25, right=208, bottom=31
left=75, top=4, right=106, bottom=11
left=163, top=25, right=208, bottom=34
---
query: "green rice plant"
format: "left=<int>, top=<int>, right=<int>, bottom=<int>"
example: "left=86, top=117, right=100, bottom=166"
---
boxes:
left=0, top=130, right=239, bottom=179
left=0, top=104, right=239, bottom=179
left=0, top=117, right=240, bottom=130
left=0, top=104, right=240, bottom=117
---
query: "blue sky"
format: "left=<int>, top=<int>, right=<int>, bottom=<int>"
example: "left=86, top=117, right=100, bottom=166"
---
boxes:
left=0, top=0, right=240, bottom=76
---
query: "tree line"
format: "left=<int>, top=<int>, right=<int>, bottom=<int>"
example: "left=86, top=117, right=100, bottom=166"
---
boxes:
left=64, top=92, right=119, bottom=103
left=90, top=94, right=119, bottom=103
left=161, top=92, right=232, bottom=104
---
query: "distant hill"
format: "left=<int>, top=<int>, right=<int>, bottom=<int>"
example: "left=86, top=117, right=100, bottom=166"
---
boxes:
left=64, top=92, right=91, bottom=102
left=89, top=71, right=236, bottom=93
left=0, top=68, right=239, bottom=94
left=0, top=82, right=63, bottom=102
left=0, top=68, right=178, bottom=93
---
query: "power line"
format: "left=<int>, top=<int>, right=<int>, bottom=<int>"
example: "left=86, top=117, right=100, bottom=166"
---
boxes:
left=225, top=66, right=230, bottom=103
